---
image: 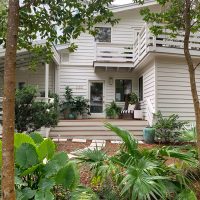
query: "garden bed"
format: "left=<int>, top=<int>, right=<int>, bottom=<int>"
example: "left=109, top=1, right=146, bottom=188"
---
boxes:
left=55, top=139, right=92, bottom=153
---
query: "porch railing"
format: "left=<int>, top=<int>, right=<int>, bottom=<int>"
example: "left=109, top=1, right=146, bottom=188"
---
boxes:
left=95, top=43, right=134, bottom=63
left=35, top=97, right=54, bottom=104
left=134, top=24, right=200, bottom=65
left=146, top=98, right=155, bottom=126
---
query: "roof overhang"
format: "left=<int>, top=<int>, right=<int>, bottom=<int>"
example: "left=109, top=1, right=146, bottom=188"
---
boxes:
left=110, top=0, right=157, bottom=13
left=93, top=61, right=134, bottom=72
left=0, top=40, right=61, bottom=72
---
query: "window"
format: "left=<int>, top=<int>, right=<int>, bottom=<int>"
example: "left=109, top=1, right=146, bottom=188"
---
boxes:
left=115, top=79, right=132, bottom=102
left=18, top=82, right=25, bottom=90
left=95, top=27, right=111, bottom=43
left=139, top=76, right=143, bottom=101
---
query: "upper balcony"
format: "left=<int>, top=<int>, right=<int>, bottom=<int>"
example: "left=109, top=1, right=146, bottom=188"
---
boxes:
left=133, top=24, right=200, bottom=66
left=94, top=43, right=134, bottom=69
left=93, top=24, right=200, bottom=70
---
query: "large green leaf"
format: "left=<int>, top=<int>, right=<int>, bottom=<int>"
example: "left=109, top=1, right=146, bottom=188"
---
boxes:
left=29, top=132, right=44, bottom=145
left=14, top=133, right=35, bottom=149
left=38, top=178, right=55, bottom=191
left=15, top=143, right=38, bottom=169
left=43, top=152, right=68, bottom=177
left=55, top=161, right=79, bottom=190
left=35, top=190, right=54, bottom=200
left=37, top=139, right=55, bottom=161
left=16, top=187, right=36, bottom=200
left=20, top=163, right=41, bottom=177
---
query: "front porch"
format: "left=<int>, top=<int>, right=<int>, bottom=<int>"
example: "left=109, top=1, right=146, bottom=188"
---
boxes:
left=50, top=119, right=148, bottom=141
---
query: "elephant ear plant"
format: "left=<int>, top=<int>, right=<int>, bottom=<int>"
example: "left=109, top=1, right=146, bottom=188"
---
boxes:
left=0, top=132, right=79, bottom=199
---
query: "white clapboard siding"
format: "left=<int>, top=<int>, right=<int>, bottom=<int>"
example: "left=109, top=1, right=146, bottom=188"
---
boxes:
left=64, top=9, right=145, bottom=65
left=59, top=65, right=138, bottom=107
left=137, top=61, right=155, bottom=120
left=15, top=63, right=55, bottom=92
left=156, top=58, right=200, bottom=121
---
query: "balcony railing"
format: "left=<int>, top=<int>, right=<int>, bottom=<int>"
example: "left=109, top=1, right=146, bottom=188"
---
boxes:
left=133, top=24, right=200, bottom=66
left=95, top=43, right=134, bottom=63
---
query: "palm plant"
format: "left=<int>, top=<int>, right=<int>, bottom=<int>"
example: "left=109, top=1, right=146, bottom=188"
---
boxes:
left=77, top=123, right=198, bottom=200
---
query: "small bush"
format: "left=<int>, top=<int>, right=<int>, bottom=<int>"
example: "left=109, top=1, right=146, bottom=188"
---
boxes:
left=153, top=111, right=188, bottom=143
left=15, top=85, right=59, bottom=133
left=60, top=86, right=90, bottom=119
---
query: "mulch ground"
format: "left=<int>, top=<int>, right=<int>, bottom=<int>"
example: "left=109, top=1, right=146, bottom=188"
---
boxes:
left=55, top=140, right=200, bottom=197
left=55, top=139, right=92, bottom=153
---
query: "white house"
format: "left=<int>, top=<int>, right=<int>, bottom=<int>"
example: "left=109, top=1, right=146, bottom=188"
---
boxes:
left=0, top=1, right=200, bottom=126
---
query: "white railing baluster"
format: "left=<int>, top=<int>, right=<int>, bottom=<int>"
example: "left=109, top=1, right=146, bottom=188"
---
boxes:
left=146, top=98, right=155, bottom=126
left=96, top=43, right=134, bottom=63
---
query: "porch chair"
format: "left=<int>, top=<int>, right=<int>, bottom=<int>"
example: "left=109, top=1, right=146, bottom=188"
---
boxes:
left=120, top=95, right=136, bottom=119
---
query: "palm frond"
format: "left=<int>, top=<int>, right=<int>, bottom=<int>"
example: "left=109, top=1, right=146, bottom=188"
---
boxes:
left=105, top=123, right=140, bottom=157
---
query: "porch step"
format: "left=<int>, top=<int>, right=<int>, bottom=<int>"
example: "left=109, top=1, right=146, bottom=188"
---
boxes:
left=49, top=119, right=147, bottom=141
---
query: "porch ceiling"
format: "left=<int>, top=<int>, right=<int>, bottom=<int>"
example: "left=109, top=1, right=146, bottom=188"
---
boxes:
left=0, top=40, right=61, bottom=73
left=0, top=50, right=44, bottom=73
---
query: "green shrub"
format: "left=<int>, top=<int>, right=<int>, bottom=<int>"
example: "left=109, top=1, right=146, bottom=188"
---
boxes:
left=153, top=111, right=188, bottom=143
left=72, top=96, right=90, bottom=116
left=105, top=101, right=121, bottom=119
left=15, top=85, right=59, bottom=133
left=60, top=86, right=90, bottom=118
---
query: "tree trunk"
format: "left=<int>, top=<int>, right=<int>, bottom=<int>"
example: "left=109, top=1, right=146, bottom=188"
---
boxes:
left=184, top=0, right=200, bottom=160
left=2, top=1, right=19, bottom=199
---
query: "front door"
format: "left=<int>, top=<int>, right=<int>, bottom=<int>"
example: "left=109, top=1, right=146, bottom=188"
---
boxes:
left=89, top=81, right=104, bottom=117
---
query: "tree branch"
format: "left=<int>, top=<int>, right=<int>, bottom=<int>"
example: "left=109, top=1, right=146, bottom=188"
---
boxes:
left=194, top=62, right=200, bottom=70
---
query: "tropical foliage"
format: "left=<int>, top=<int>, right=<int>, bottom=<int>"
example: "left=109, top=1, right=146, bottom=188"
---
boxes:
left=0, top=132, right=100, bottom=200
left=60, top=86, right=90, bottom=119
left=15, top=85, right=59, bottom=133
left=153, top=111, right=188, bottom=143
left=105, top=101, right=121, bottom=119
left=77, top=123, right=198, bottom=200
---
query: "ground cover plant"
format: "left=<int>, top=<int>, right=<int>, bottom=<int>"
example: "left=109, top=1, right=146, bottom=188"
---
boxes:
left=76, top=123, right=199, bottom=200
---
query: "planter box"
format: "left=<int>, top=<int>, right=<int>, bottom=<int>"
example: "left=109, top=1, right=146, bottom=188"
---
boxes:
left=134, top=110, right=143, bottom=119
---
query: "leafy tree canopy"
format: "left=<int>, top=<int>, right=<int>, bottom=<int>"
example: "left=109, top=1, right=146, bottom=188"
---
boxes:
left=133, top=0, right=200, bottom=36
left=0, top=0, right=118, bottom=64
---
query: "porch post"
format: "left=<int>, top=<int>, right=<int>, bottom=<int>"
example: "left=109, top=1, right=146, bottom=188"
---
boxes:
left=45, top=63, right=49, bottom=103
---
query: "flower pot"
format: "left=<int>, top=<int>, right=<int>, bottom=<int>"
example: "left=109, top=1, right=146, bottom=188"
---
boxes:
left=68, top=113, right=75, bottom=120
left=143, top=127, right=155, bottom=144
left=76, top=113, right=83, bottom=120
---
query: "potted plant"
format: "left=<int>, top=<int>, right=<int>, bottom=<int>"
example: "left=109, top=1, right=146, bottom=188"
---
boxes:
left=60, top=86, right=75, bottom=119
left=143, top=125, right=155, bottom=144
left=128, top=92, right=143, bottom=119
left=128, top=92, right=138, bottom=105
left=72, top=96, right=90, bottom=119
left=105, top=101, right=121, bottom=119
